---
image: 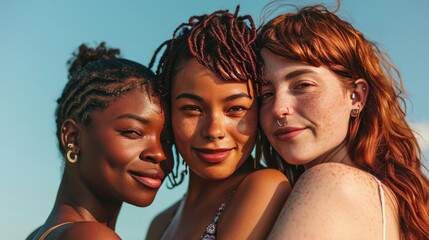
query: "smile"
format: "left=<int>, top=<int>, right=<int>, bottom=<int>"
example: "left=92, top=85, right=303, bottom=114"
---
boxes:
left=193, top=148, right=233, bottom=163
left=273, top=127, right=306, bottom=141
left=128, top=169, right=164, bottom=189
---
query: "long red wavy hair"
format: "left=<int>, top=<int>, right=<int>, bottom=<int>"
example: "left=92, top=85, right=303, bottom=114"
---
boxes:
left=258, top=5, right=429, bottom=239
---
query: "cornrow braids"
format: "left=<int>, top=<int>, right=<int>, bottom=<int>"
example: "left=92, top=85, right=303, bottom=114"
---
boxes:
left=56, top=42, right=155, bottom=157
left=149, top=6, right=263, bottom=188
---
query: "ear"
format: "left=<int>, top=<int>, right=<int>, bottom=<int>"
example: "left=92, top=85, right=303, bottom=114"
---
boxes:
left=350, top=78, right=369, bottom=111
left=60, top=119, right=80, bottom=154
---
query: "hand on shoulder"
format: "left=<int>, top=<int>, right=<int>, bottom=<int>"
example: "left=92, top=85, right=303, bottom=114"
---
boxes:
left=218, top=168, right=291, bottom=239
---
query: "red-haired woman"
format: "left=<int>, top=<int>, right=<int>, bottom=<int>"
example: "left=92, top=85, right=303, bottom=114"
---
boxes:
left=258, top=4, right=429, bottom=240
left=146, top=7, right=290, bottom=240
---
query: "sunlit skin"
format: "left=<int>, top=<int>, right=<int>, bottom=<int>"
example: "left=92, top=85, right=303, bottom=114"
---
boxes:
left=259, top=49, right=365, bottom=168
left=258, top=50, right=400, bottom=240
left=171, top=58, right=258, bottom=179
left=146, top=59, right=290, bottom=240
left=77, top=85, right=173, bottom=207
left=33, top=85, right=173, bottom=240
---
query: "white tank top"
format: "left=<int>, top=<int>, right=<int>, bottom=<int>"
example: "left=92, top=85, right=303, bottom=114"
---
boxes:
left=372, top=176, right=386, bottom=240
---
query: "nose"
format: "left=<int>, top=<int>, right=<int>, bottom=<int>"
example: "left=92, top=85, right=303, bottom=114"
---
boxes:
left=140, top=137, right=167, bottom=163
left=202, top=112, right=225, bottom=140
left=271, top=92, right=293, bottom=118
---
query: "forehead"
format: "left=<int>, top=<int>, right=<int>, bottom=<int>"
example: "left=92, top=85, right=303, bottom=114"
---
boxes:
left=261, top=49, right=342, bottom=86
left=95, top=85, right=162, bottom=120
left=172, top=58, right=254, bottom=97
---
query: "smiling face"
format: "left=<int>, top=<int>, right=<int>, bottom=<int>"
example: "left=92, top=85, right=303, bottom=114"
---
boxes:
left=171, top=59, right=258, bottom=180
left=259, top=49, right=354, bottom=168
left=77, top=84, right=173, bottom=207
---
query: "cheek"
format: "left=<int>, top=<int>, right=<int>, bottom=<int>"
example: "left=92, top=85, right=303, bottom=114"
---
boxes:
left=172, top=114, right=197, bottom=146
left=86, top=131, right=136, bottom=167
left=232, top=109, right=258, bottom=147
left=304, top=92, right=350, bottom=138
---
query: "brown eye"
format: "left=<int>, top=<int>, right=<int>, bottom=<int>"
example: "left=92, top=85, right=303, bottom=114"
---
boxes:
left=121, top=128, right=143, bottom=138
left=227, top=106, right=247, bottom=113
left=181, top=105, right=202, bottom=112
left=260, top=91, right=273, bottom=100
left=294, top=82, right=313, bottom=89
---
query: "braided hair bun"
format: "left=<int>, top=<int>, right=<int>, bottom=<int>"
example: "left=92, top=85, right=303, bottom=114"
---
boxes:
left=56, top=42, right=155, bottom=158
left=67, top=42, right=120, bottom=78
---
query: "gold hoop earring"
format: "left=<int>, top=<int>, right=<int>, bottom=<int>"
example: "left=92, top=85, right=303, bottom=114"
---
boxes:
left=66, top=143, right=78, bottom=163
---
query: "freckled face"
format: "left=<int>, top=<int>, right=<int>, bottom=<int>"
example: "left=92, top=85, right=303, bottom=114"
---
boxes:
left=171, top=59, right=258, bottom=180
left=259, top=49, right=353, bottom=168
left=78, top=85, right=173, bottom=207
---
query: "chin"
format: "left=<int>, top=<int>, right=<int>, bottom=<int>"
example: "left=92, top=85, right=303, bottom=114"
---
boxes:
left=279, top=153, right=310, bottom=166
left=126, top=192, right=158, bottom=207
left=198, top=168, right=234, bottom=180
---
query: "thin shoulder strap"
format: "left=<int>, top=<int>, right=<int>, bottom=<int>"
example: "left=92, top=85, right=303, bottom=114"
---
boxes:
left=372, top=176, right=386, bottom=240
left=38, top=222, right=74, bottom=240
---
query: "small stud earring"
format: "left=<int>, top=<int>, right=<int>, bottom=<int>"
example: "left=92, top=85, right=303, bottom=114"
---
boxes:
left=350, top=108, right=360, bottom=117
left=351, top=93, right=356, bottom=100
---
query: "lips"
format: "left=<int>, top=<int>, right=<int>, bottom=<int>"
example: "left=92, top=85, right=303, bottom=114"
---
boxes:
left=128, top=169, right=164, bottom=189
left=273, top=126, right=306, bottom=141
left=193, top=148, right=233, bottom=163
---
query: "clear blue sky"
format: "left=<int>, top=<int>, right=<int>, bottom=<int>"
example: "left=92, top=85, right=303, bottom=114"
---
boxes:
left=1, top=0, right=428, bottom=239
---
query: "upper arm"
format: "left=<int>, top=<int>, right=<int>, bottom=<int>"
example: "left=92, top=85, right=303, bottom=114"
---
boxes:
left=268, top=163, right=385, bottom=240
left=218, top=168, right=291, bottom=239
left=52, top=222, right=121, bottom=240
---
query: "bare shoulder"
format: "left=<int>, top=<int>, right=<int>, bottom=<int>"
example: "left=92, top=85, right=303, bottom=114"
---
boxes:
left=298, top=162, right=379, bottom=194
left=218, top=168, right=291, bottom=239
left=146, top=200, right=181, bottom=240
left=51, top=222, right=121, bottom=240
left=233, top=168, right=291, bottom=210
left=238, top=168, right=290, bottom=191
left=268, top=163, right=397, bottom=240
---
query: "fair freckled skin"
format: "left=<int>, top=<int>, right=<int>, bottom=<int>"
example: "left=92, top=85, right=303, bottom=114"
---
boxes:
left=146, top=59, right=291, bottom=240
left=260, top=49, right=400, bottom=239
left=260, top=49, right=357, bottom=168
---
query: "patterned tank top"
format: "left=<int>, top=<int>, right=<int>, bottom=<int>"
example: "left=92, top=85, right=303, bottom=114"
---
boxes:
left=200, top=192, right=234, bottom=240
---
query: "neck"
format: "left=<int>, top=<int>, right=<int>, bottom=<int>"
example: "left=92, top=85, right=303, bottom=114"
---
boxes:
left=305, top=139, right=354, bottom=170
left=185, top=158, right=253, bottom=204
left=46, top=166, right=122, bottom=230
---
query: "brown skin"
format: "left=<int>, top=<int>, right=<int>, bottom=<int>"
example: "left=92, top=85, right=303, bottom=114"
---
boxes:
left=33, top=85, right=173, bottom=240
left=146, top=59, right=290, bottom=240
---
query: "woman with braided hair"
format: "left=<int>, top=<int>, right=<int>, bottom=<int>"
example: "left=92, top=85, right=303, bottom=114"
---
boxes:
left=146, top=7, right=290, bottom=240
left=258, top=4, right=429, bottom=240
left=31, top=43, right=173, bottom=240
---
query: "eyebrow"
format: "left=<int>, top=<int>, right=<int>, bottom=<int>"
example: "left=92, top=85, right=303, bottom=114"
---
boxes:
left=175, top=93, right=203, bottom=102
left=224, top=93, right=252, bottom=102
left=116, top=114, right=149, bottom=124
left=285, top=69, right=316, bottom=80
left=175, top=92, right=251, bottom=102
